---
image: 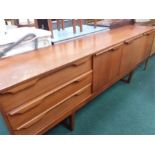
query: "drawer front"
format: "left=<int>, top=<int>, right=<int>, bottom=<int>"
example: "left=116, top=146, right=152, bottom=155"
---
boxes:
left=13, top=85, right=92, bottom=135
left=7, top=72, right=92, bottom=131
left=0, top=56, right=92, bottom=112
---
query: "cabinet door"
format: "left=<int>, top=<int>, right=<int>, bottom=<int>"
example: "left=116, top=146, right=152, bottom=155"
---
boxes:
left=93, top=45, right=122, bottom=92
left=120, top=35, right=147, bottom=77
left=143, top=31, right=155, bottom=59
left=130, top=36, right=147, bottom=68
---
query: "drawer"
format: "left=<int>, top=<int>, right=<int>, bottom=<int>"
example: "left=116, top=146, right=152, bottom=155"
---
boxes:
left=13, top=84, right=92, bottom=135
left=0, top=56, right=92, bottom=112
left=6, top=71, right=92, bottom=132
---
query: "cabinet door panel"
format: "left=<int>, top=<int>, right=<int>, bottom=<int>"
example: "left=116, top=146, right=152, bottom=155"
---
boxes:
left=120, top=35, right=147, bottom=77
left=93, top=45, right=122, bottom=92
left=109, top=50, right=122, bottom=81
left=130, top=36, right=147, bottom=68
left=119, top=42, right=134, bottom=77
left=143, top=32, right=155, bottom=59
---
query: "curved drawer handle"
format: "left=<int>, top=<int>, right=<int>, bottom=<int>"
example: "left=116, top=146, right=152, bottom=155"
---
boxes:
left=95, top=47, right=117, bottom=56
left=95, top=43, right=122, bottom=56
left=72, top=59, right=88, bottom=66
left=72, top=76, right=87, bottom=83
left=8, top=88, right=58, bottom=116
left=124, top=38, right=135, bottom=44
left=108, top=43, right=122, bottom=52
left=145, top=33, right=150, bottom=36
left=16, top=112, right=46, bottom=131
left=124, top=35, right=142, bottom=45
left=109, top=47, right=119, bottom=52
left=2, top=79, right=39, bottom=95
left=144, top=30, right=154, bottom=36
left=124, top=40, right=132, bottom=45
left=144, top=32, right=151, bottom=36
left=9, top=99, right=42, bottom=116
left=74, top=89, right=86, bottom=96
left=95, top=50, right=106, bottom=56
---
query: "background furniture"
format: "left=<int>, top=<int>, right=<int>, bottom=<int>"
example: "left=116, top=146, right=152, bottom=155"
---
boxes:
left=88, top=19, right=134, bottom=28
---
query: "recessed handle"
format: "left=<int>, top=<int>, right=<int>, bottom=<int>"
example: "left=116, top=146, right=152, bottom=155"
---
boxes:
left=124, top=35, right=142, bottom=45
left=72, top=76, right=87, bottom=83
left=124, top=40, right=133, bottom=45
left=146, top=33, right=150, bottom=36
left=8, top=99, right=42, bottom=116
left=144, top=32, right=151, bottom=36
left=1, top=78, right=39, bottom=95
left=109, top=47, right=120, bottom=52
left=144, top=30, right=154, bottom=36
left=95, top=50, right=106, bottom=56
left=8, top=88, right=58, bottom=116
left=124, top=39, right=134, bottom=44
left=95, top=44, right=122, bottom=56
left=72, top=60, right=87, bottom=66
left=15, top=112, right=46, bottom=130
left=74, top=89, right=85, bottom=96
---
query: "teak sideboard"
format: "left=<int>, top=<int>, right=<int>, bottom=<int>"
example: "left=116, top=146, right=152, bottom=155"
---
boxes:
left=0, top=25, right=154, bottom=135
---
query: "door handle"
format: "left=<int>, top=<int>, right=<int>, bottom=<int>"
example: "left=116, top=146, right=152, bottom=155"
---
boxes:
left=124, top=35, right=142, bottom=45
left=95, top=43, right=122, bottom=56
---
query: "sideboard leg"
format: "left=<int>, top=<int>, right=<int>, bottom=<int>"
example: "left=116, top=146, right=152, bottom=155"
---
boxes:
left=143, top=58, right=149, bottom=71
left=62, top=113, right=75, bottom=131
left=121, top=71, right=134, bottom=84
left=68, top=113, right=75, bottom=131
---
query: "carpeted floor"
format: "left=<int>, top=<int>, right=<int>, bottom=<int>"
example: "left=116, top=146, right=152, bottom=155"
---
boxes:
left=45, top=55, right=155, bottom=135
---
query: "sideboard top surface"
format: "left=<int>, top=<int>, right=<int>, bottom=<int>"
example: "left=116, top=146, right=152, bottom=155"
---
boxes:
left=0, top=25, right=154, bottom=92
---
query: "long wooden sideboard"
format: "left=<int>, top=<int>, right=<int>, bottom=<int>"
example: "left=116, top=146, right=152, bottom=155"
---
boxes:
left=0, top=25, right=154, bottom=134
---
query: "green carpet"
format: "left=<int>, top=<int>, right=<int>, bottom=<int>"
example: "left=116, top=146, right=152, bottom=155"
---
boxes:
left=45, top=55, right=155, bottom=135
left=0, top=113, right=9, bottom=135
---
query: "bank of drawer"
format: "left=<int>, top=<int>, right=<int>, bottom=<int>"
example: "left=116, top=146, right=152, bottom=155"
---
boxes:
left=7, top=71, right=92, bottom=131
left=13, top=84, right=92, bottom=135
left=0, top=56, right=92, bottom=112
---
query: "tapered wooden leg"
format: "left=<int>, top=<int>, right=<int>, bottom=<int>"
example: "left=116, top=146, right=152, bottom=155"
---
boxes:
left=72, top=19, right=76, bottom=34
left=78, top=19, right=83, bottom=32
left=56, top=19, right=61, bottom=31
left=61, top=19, right=65, bottom=30
left=69, top=113, right=75, bottom=131
left=144, top=57, right=149, bottom=70
left=62, top=113, right=75, bottom=131
left=47, top=19, right=53, bottom=38
left=94, top=19, right=97, bottom=28
left=121, top=71, right=134, bottom=84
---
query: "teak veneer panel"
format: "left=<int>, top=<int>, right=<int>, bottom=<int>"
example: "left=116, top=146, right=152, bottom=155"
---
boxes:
left=93, top=44, right=123, bottom=92
left=119, top=35, right=146, bottom=76
left=143, top=31, right=155, bottom=59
